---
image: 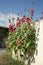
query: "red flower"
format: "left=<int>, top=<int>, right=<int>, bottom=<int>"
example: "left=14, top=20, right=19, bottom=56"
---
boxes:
left=9, top=24, right=16, bottom=32
left=30, top=9, right=34, bottom=16
left=26, top=18, right=30, bottom=23
left=11, top=27, right=16, bottom=32
left=17, top=38, right=21, bottom=44
left=16, top=21, right=21, bottom=27
left=22, top=16, right=26, bottom=22
left=9, top=24, right=13, bottom=30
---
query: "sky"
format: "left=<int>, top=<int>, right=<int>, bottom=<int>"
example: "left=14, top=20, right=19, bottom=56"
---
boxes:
left=0, top=0, right=43, bottom=27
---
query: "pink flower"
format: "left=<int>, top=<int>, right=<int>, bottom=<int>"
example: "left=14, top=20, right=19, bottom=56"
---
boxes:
left=16, top=21, right=21, bottom=27
left=17, top=38, right=21, bottom=44
left=26, top=18, right=30, bottom=23
left=30, top=9, right=34, bottom=16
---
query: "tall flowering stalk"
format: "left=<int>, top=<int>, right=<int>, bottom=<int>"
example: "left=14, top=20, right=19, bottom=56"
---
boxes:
left=41, top=12, right=43, bottom=18
left=6, top=9, right=37, bottom=65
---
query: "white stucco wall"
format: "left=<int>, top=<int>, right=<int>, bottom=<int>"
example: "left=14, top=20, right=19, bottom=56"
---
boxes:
left=32, top=19, right=43, bottom=65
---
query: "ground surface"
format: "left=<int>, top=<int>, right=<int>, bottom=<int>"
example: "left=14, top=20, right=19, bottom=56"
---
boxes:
left=0, top=49, right=24, bottom=65
left=0, top=49, right=7, bottom=65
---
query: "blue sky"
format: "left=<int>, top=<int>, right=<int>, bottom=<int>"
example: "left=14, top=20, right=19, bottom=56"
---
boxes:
left=0, top=0, right=43, bottom=17
left=0, top=0, right=43, bottom=27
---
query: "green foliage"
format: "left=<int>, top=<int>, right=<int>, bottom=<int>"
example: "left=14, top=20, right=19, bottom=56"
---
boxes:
left=6, top=21, right=36, bottom=65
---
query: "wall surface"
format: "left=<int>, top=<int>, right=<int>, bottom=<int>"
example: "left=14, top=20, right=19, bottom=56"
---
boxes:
left=32, top=19, right=43, bottom=65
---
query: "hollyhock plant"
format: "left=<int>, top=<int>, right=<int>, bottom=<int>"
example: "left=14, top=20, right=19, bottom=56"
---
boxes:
left=6, top=9, right=37, bottom=65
